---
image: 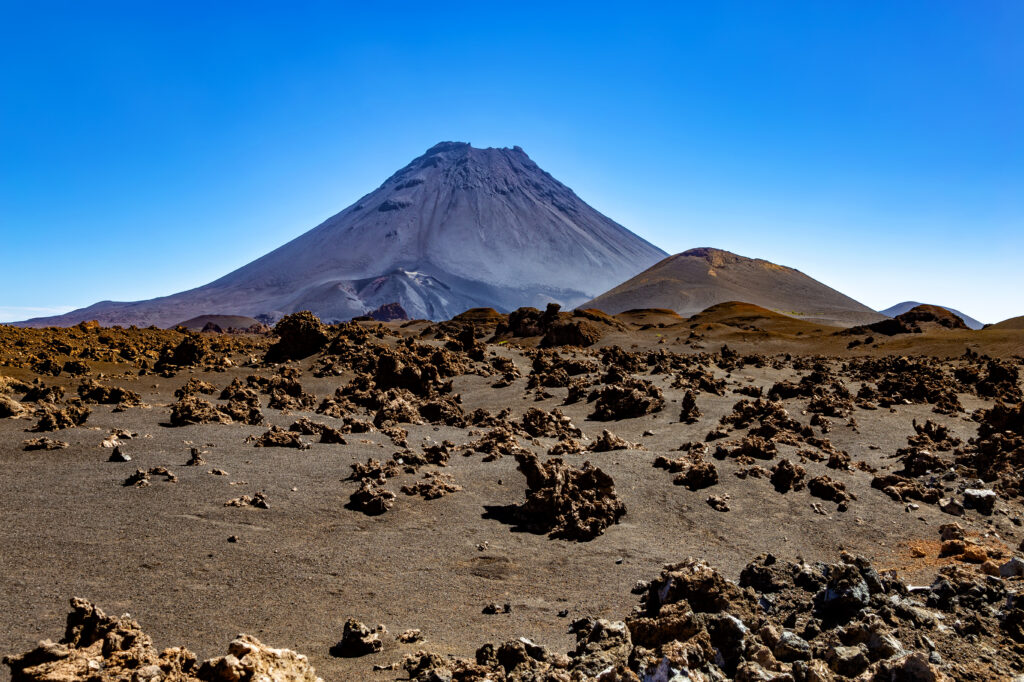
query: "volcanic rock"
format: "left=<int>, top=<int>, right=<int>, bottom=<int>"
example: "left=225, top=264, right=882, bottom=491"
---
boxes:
left=332, top=619, right=383, bottom=657
left=506, top=452, right=626, bottom=541
left=589, top=378, right=665, bottom=421
left=249, top=425, right=309, bottom=449
left=169, top=396, right=232, bottom=426
left=1, top=598, right=322, bottom=681
left=539, top=319, right=601, bottom=348
left=520, top=407, right=582, bottom=439
left=654, top=454, right=719, bottom=490
left=22, top=437, right=69, bottom=451
left=175, top=377, right=217, bottom=399
left=589, top=429, right=636, bottom=452
left=401, top=471, right=462, bottom=499
left=265, top=311, right=330, bottom=361
left=32, top=403, right=90, bottom=432
left=770, top=458, right=806, bottom=493
left=155, top=335, right=209, bottom=370
left=678, top=389, right=701, bottom=424
left=224, top=492, right=269, bottom=509
left=349, top=480, right=396, bottom=515
left=0, top=395, right=25, bottom=418
left=808, top=475, right=855, bottom=510
left=77, top=379, right=142, bottom=406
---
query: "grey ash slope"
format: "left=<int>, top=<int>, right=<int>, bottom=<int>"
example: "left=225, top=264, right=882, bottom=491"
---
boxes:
left=880, top=301, right=984, bottom=330
left=19, top=142, right=665, bottom=328
left=583, top=247, right=886, bottom=327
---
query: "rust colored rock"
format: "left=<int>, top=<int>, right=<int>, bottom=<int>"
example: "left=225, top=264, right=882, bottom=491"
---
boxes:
left=654, top=454, right=719, bottom=490
left=155, top=334, right=210, bottom=370
left=22, top=437, right=68, bottom=451
left=462, top=427, right=528, bottom=460
left=332, top=619, right=383, bottom=657
left=224, top=492, right=269, bottom=509
left=770, top=458, right=806, bottom=493
left=169, top=396, right=232, bottom=426
left=590, top=379, right=665, bottom=421
left=174, top=377, right=217, bottom=399
left=401, top=471, right=462, bottom=500
left=706, top=494, right=730, bottom=511
left=0, top=395, right=26, bottom=418
left=32, top=403, right=90, bottom=432
left=265, top=311, right=330, bottom=361
left=520, top=407, right=582, bottom=438
left=589, top=429, right=637, bottom=452
left=2, top=598, right=322, bottom=681
left=808, top=475, right=855, bottom=510
left=679, top=390, right=701, bottom=424
left=77, top=379, right=142, bottom=406
left=510, top=452, right=626, bottom=541
left=349, top=480, right=396, bottom=515
left=540, top=320, right=601, bottom=348
left=249, top=425, right=309, bottom=449
left=871, top=473, right=942, bottom=504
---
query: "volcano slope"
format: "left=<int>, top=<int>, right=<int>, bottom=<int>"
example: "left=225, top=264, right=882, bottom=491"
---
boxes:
left=583, top=248, right=886, bottom=328
left=17, top=142, right=665, bottom=328
left=2, top=312, right=1024, bottom=681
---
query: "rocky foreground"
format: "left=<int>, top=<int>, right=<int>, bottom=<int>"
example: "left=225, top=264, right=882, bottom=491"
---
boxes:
left=1, top=308, right=1023, bottom=680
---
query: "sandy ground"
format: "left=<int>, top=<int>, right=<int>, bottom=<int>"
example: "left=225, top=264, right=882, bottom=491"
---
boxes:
left=2, top=324, right=1021, bottom=679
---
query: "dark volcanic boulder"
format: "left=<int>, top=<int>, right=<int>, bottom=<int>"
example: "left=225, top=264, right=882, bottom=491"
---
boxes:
left=265, top=311, right=330, bottom=361
left=540, top=320, right=601, bottom=348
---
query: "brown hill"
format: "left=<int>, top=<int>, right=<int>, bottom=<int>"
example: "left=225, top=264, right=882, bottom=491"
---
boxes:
left=848, top=304, right=970, bottom=337
left=613, top=308, right=687, bottom=327
left=893, top=304, right=969, bottom=329
left=451, top=307, right=507, bottom=324
left=583, top=248, right=884, bottom=327
left=686, top=301, right=841, bottom=335
left=988, top=315, right=1024, bottom=330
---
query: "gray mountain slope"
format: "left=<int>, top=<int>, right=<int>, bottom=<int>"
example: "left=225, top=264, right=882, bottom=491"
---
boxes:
left=583, top=247, right=886, bottom=327
left=18, top=142, right=666, bottom=328
left=880, top=301, right=984, bottom=330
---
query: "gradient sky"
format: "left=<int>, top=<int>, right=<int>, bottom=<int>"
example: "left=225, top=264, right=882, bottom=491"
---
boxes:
left=2, top=1, right=1021, bottom=323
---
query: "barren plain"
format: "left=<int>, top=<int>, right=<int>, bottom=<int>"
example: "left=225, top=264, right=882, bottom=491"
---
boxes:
left=2, top=305, right=1023, bottom=680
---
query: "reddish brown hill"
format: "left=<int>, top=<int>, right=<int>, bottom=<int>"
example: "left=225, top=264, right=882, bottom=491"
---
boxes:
left=584, top=248, right=883, bottom=327
left=988, top=315, right=1024, bottom=331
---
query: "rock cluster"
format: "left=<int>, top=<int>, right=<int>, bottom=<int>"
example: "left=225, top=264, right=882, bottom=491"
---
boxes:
left=3, top=598, right=322, bottom=681
left=401, top=550, right=1023, bottom=680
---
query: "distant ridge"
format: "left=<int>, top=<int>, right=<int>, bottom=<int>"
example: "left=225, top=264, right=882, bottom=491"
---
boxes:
left=583, top=248, right=885, bottom=327
left=880, top=301, right=983, bottom=330
left=987, top=315, right=1024, bottom=331
left=174, top=314, right=263, bottom=331
left=17, top=142, right=665, bottom=328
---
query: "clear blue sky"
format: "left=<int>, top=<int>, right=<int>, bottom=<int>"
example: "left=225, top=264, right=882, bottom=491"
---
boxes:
left=2, top=1, right=1021, bottom=323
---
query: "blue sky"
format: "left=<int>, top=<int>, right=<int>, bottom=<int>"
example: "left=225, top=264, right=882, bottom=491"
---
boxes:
left=2, top=1, right=1021, bottom=323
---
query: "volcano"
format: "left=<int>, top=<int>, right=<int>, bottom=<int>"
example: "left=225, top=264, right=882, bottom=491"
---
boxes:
left=19, top=142, right=665, bottom=327
left=583, top=247, right=885, bottom=327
